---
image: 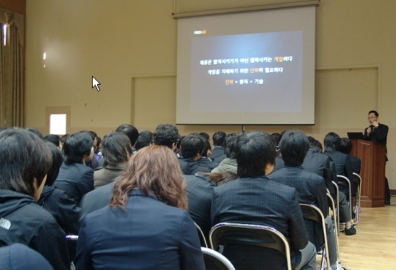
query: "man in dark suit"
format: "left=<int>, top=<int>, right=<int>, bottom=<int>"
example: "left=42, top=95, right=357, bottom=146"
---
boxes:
left=363, top=110, right=390, bottom=204
left=269, top=130, right=342, bottom=270
left=185, top=174, right=216, bottom=239
left=211, top=131, right=316, bottom=270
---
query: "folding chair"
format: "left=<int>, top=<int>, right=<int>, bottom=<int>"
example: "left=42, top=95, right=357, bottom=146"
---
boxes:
left=331, top=181, right=340, bottom=235
left=352, top=173, right=362, bottom=225
left=209, top=223, right=292, bottom=270
left=299, top=204, right=331, bottom=270
left=327, top=193, right=340, bottom=263
left=337, top=175, right=352, bottom=223
left=195, top=222, right=208, bottom=248
left=201, top=247, right=235, bottom=270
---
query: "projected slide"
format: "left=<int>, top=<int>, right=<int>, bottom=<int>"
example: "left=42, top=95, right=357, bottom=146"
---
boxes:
left=190, top=31, right=303, bottom=113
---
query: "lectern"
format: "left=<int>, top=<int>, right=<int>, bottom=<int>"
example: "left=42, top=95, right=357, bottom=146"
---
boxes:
left=350, top=139, right=386, bottom=207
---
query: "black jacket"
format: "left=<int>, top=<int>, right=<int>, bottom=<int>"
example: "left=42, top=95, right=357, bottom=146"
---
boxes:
left=178, top=157, right=212, bottom=175
left=38, top=186, right=81, bottom=234
left=0, top=190, right=69, bottom=270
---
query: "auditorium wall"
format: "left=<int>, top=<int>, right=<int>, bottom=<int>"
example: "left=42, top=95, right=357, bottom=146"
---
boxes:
left=22, top=0, right=396, bottom=188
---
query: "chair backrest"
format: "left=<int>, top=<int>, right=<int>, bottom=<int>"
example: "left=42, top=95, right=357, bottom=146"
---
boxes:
left=299, top=204, right=331, bottom=270
left=337, top=175, right=352, bottom=218
left=195, top=222, right=208, bottom=248
left=352, top=173, right=362, bottom=196
left=209, top=223, right=292, bottom=270
left=201, top=247, right=235, bottom=270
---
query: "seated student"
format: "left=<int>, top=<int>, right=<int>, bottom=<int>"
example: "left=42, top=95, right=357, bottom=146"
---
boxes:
left=116, top=124, right=139, bottom=150
left=54, top=131, right=94, bottom=205
left=211, top=133, right=240, bottom=174
left=0, top=128, right=69, bottom=270
left=94, top=132, right=133, bottom=188
left=153, top=124, right=179, bottom=150
left=199, top=136, right=218, bottom=170
left=135, top=130, right=153, bottom=151
left=0, top=243, right=53, bottom=270
left=44, top=134, right=62, bottom=149
left=268, top=130, right=343, bottom=270
left=75, top=146, right=205, bottom=270
left=178, top=134, right=212, bottom=175
left=211, top=131, right=316, bottom=270
left=39, top=142, right=80, bottom=235
left=340, top=137, right=361, bottom=174
left=211, top=131, right=227, bottom=163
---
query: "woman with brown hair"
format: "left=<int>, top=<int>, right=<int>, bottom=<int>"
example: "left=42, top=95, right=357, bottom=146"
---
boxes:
left=75, top=145, right=205, bottom=270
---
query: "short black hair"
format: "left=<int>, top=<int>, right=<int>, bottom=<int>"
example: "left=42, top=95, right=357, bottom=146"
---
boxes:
left=135, top=130, right=153, bottom=151
left=339, top=138, right=352, bottom=154
left=201, top=136, right=211, bottom=157
left=270, top=132, right=281, bottom=146
left=224, top=133, right=239, bottom=159
left=324, top=132, right=341, bottom=153
left=235, top=131, right=277, bottom=178
left=368, top=110, right=379, bottom=117
left=180, top=133, right=205, bottom=159
left=26, top=128, right=44, bottom=140
left=44, top=134, right=61, bottom=147
left=153, top=124, right=179, bottom=149
left=307, top=136, right=323, bottom=153
left=280, top=130, right=309, bottom=166
left=115, top=124, right=139, bottom=146
left=101, top=132, right=133, bottom=167
left=45, top=142, right=63, bottom=186
left=63, top=131, right=93, bottom=164
left=199, top=132, right=210, bottom=141
left=213, top=131, right=226, bottom=146
left=0, top=128, right=52, bottom=196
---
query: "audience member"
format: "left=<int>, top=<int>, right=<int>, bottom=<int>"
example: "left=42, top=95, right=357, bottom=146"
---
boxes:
left=0, top=128, right=69, bottom=269
left=54, top=131, right=94, bottom=204
left=94, top=132, right=132, bottom=188
left=211, top=131, right=227, bottom=162
left=184, top=173, right=216, bottom=240
left=269, top=130, right=342, bottom=270
left=26, top=127, right=44, bottom=139
left=178, top=133, right=212, bottom=175
left=211, top=133, right=239, bottom=174
left=75, top=146, right=205, bottom=269
left=323, top=132, right=356, bottom=235
left=115, top=124, right=139, bottom=148
left=44, top=134, right=61, bottom=149
left=211, top=131, right=316, bottom=269
left=340, top=137, right=361, bottom=174
left=153, top=123, right=179, bottom=150
left=135, top=130, right=153, bottom=151
left=38, top=142, right=80, bottom=235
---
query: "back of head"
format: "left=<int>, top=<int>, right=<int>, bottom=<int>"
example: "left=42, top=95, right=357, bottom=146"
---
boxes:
left=212, top=131, right=226, bottom=147
left=224, top=133, right=239, bottom=159
left=115, top=124, right=139, bottom=146
left=201, top=136, right=211, bottom=158
left=180, top=133, right=205, bottom=159
left=101, top=132, right=133, bottom=167
left=280, top=130, right=309, bottom=166
left=308, top=136, right=323, bottom=153
left=26, top=128, right=44, bottom=140
left=45, top=142, right=63, bottom=186
left=236, top=131, right=276, bottom=178
left=0, top=128, right=52, bottom=197
left=270, top=132, right=281, bottom=147
left=63, top=131, right=93, bottom=164
left=135, top=130, right=153, bottom=151
left=199, top=132, right=210, bottom=141
left=324, top=132, right=341, bottom=153
left=44, top=134, right=61, bottom=148
left=153, top=124, right=179, bottom=149
left=111, top=145, right=187, bottom=210
left=339, top=137, right=352, bottom=154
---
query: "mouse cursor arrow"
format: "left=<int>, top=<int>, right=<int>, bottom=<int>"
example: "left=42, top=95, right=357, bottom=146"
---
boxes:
left=92, top=76, right=101, bottom=92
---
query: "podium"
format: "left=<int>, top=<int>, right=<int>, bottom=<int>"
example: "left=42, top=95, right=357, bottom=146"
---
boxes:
left=350, top=139, right=386, bottom=207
